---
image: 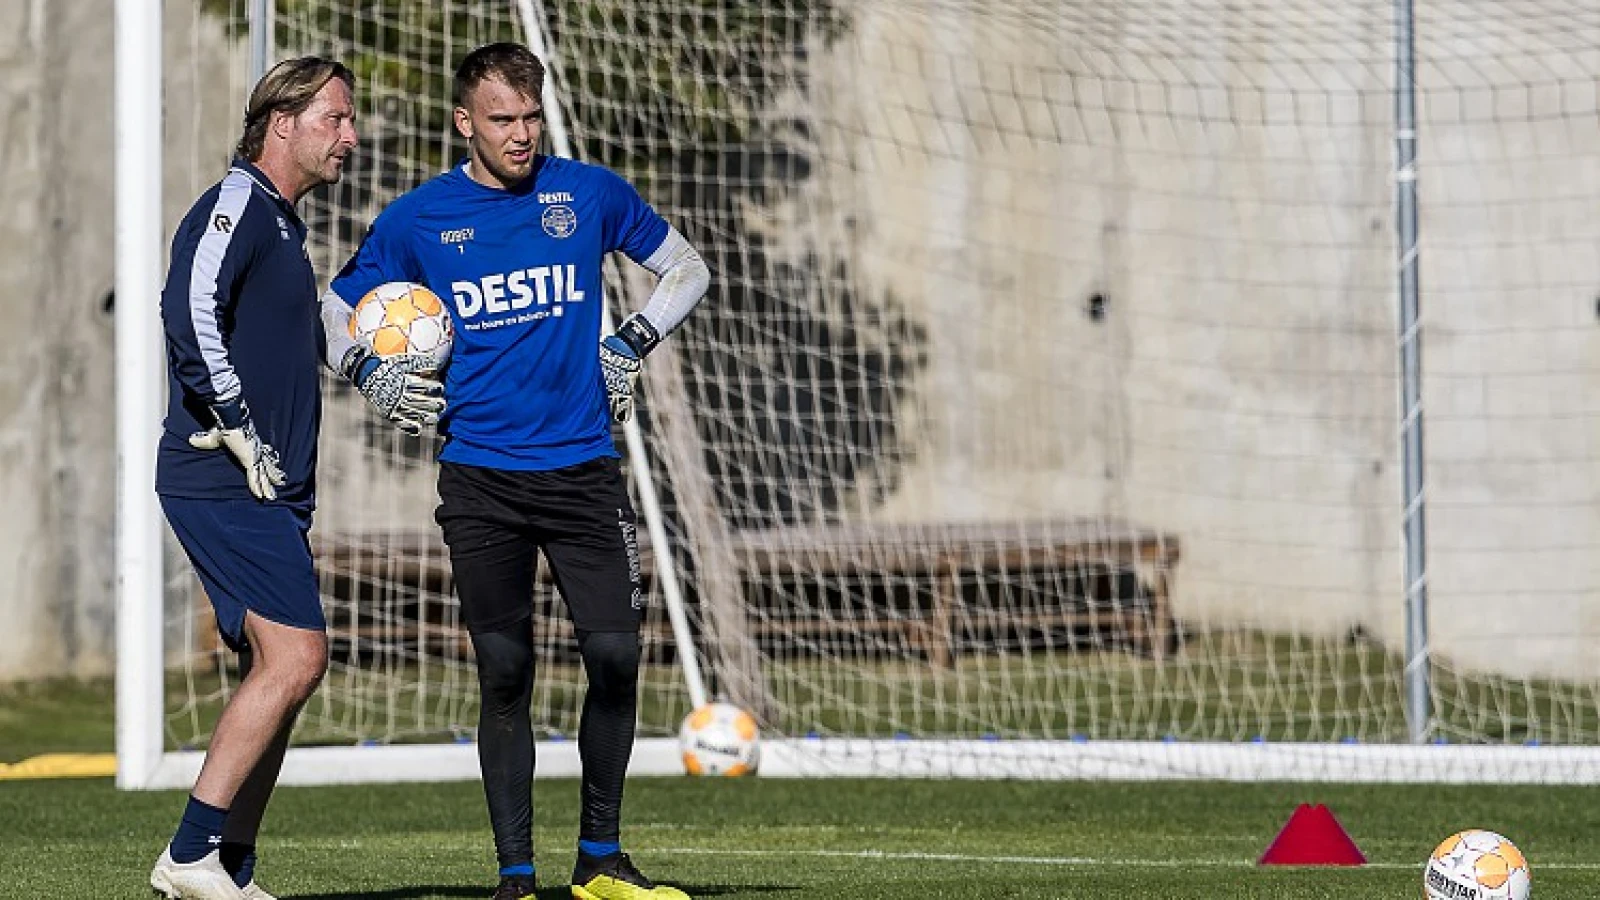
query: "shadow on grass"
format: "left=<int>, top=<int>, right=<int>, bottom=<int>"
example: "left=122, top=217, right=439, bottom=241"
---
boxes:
left=289, top=884, right=800, bottom=899
left=635, top=888, right=800, bottom=899
left=289, top=883, right=480, bottom=890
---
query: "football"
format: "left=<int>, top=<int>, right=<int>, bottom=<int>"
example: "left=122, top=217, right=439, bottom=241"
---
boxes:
left=1425, top=830, right=1530, bottom=900
left=349, top=281, right=453, bottom=372
left=679, top=702, right=760, bottom=776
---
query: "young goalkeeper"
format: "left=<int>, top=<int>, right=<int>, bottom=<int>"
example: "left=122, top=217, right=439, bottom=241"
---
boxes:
left=323, top=42, right=710, bottom=900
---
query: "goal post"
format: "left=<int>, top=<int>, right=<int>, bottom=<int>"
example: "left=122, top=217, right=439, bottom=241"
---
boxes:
left=113, top=0, right=166, bottom=791
left=118, top=0, right=1600, bottom=788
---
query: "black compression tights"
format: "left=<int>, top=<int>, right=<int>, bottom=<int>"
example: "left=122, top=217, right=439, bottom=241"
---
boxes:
left=471, top=623, right=642, bottom=868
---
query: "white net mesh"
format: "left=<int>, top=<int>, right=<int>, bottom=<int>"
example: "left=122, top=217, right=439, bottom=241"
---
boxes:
left=158, top=0, right=1600, bottom=771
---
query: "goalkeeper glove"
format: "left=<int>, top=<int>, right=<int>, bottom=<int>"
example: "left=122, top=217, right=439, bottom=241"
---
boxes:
left=599, top=314, right=659, bottom=425
left=339, top=347, right=446, bottom=437
left=188, top=396, right=286, bottom=501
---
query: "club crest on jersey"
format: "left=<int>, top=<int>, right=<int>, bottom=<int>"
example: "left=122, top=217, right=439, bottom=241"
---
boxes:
left=542, top=204, right=578, bottom=239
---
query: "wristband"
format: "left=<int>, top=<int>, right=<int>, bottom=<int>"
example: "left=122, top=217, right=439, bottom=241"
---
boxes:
left=209, top=396, right=249, bottom=430
left=615, top=313, right=661, bottom=358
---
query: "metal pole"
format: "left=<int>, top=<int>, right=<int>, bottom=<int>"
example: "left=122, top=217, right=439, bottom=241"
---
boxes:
left=114, top=0, right=164, bottom=789
left=1393, top=0, right=1431, bottom=743
left=249, top=0, right=273, bottom=84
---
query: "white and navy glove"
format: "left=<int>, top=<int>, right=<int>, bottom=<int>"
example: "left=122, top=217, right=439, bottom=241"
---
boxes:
left=188, top=396, right=286, bottom=501
left=599, top=314, right=659, bottom=424
left=339, top=347, right=445, bottom=437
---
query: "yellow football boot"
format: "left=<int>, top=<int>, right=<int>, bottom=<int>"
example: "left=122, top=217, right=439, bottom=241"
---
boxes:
left=570, top=853, right=689, bottom=900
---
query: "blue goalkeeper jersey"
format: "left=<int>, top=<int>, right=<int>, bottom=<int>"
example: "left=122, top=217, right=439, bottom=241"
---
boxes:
left=330, top=156, right=669, bottom=471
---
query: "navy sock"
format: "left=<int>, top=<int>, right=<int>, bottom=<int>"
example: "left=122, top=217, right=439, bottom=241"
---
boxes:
left=499, top=863, right=535, bottom=878
left=220, top=841, right=256, bottom=888
left=170, top=796, right=228, bottom=864
left=578, top=839, right=621, bottom=859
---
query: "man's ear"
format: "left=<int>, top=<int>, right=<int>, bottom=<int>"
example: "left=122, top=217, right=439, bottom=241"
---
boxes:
left=271, top=108, right=295, bottom=142
left=453, top=106, right=472, bottom=140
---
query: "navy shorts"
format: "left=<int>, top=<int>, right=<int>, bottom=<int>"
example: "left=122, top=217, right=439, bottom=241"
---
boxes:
left=160, top=496, right=324, bottom=651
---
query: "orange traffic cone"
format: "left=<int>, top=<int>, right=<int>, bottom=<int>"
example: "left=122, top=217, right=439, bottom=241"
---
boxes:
left=1258, top=803, right=1367, bottom=866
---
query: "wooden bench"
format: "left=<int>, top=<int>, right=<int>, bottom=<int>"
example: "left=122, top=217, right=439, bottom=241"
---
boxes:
left=719, top=520, right=1179, bottom=664
left=310, top=518, right=1180, bottom=666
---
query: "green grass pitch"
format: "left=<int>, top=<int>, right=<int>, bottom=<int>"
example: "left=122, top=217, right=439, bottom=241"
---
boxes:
left=5, top=773, right=1600, bottom=897
left=5, top=679, right=1600, bottom=897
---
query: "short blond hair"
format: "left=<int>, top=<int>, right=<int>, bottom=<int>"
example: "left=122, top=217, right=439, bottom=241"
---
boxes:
left=236, top=56, right=354, bottom=161
left=454, top=42, right=545, bottom=109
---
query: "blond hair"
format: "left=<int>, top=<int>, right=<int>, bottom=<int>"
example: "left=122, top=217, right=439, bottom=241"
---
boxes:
left=454, top=42, right=546, bottom=108
left=236, top=56, right=354, bottom=161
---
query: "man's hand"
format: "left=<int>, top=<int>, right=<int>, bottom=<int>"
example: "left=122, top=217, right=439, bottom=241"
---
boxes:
left=188, top=397, right=286, bottom=501
left=599, top=334, right=643, bottom=424
left=600, top=313, right=659, bottom=425
left=340, top=347, right=445, bottom=437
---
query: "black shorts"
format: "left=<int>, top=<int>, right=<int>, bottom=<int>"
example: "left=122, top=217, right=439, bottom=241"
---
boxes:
left=435, top=457, right=644, bottom=634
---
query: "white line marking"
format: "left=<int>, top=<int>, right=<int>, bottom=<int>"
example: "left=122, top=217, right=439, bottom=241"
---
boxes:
left=652, top=847, right=1600, bottom=871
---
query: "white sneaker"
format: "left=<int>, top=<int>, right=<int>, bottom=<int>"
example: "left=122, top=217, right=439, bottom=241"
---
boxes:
left=240, top=880, right=277, bottom=900
left=149, top=846, right=247, bottom=900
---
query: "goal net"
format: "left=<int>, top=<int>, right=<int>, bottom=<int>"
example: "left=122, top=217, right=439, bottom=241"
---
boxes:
left=132, top=0, right=1600, bottom=785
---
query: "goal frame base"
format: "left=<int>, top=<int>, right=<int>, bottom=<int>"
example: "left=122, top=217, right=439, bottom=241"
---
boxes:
left=117, top=738, right=1600, bottom=789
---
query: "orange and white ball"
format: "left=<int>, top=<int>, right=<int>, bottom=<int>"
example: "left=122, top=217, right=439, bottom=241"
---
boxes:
left=1425, top=830, right=1530, bottom=900
left=349, top=281, right=453, bottom=371
left=679, top=702, right=760, bottom=776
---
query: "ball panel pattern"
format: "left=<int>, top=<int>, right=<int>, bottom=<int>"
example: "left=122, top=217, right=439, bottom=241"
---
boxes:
left=1424, top=830, right=1530, bottom=900
left=348, top=282, right=454, bottom=370
left=679, top=702, right=761, bottom=777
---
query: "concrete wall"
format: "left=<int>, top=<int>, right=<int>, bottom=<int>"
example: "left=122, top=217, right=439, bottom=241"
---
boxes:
left=0, top=0, right=244, bottom=679
left=0, top=0, right=123, bottom=679
left=783, top=1, right=1598, bottom=679
left=0, top=0, right=64, bottom=678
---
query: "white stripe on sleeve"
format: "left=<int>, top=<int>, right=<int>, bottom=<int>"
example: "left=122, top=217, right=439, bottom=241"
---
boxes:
left=186, top=170, right=254, bottom=402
